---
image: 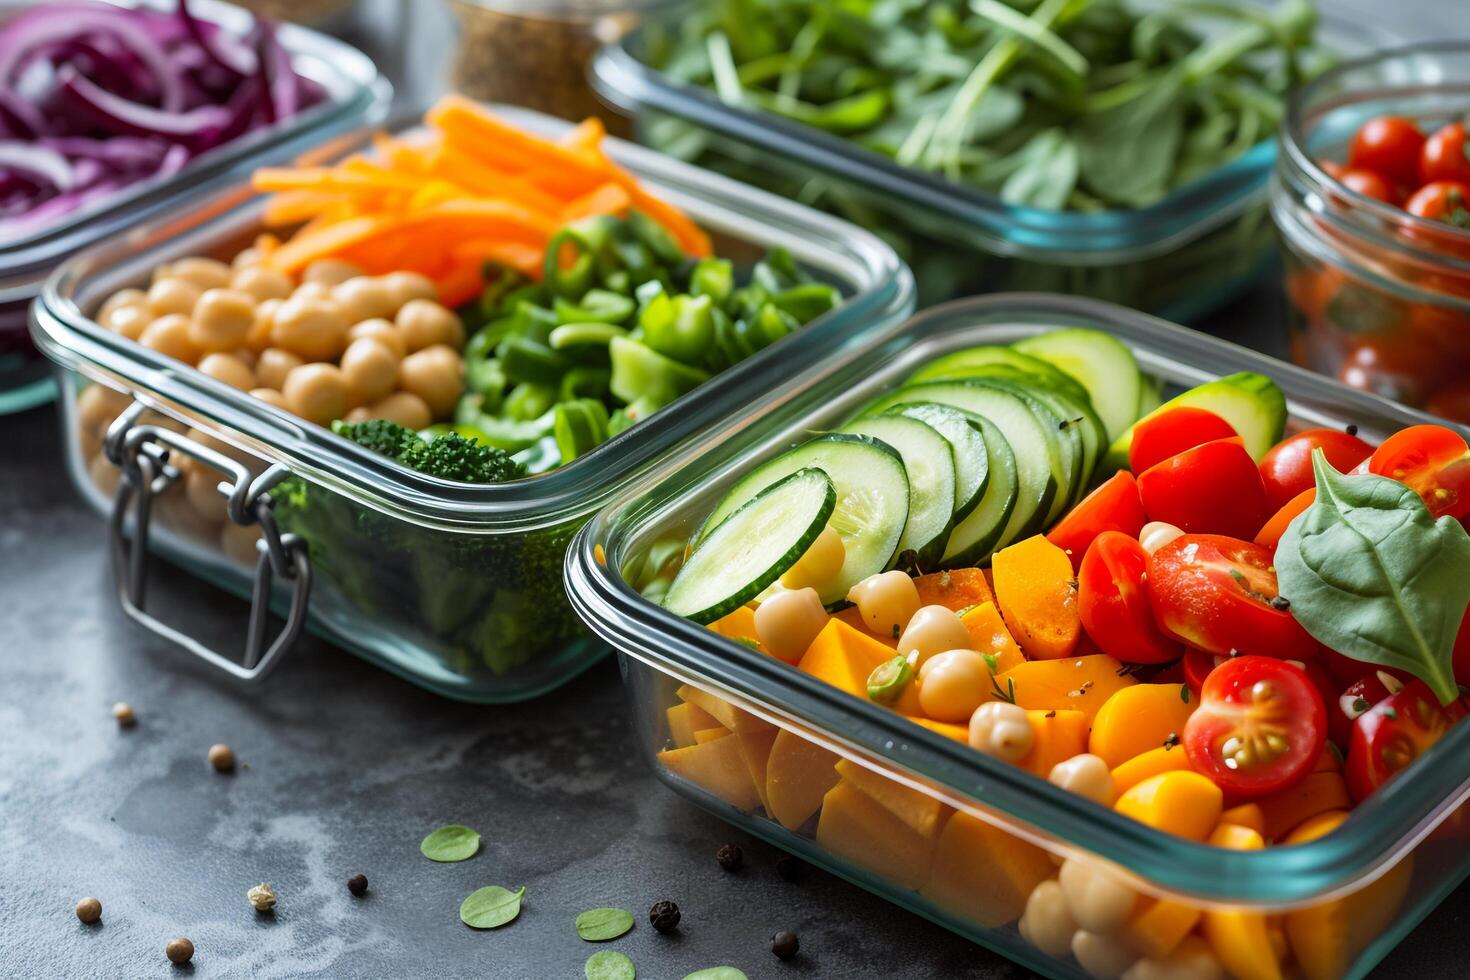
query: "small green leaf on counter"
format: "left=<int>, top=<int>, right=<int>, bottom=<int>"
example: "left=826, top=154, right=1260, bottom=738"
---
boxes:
left=585, top=950, right=636, bottom=980
left=459, top=885, right=525, bottom=929
left=421, top=825, right=482, bottom=863
left=576, top=907, right=635, bottom=942
left=1276, top=450, right=1470, bottom=704
left=683, top=970, right=749, bottom=980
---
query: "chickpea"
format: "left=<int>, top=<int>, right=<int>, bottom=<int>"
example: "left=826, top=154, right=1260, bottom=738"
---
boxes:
left=302, top=257, right=362, bottom=286
left=780, top=526, right=846, bottom=591
left=231, top=266, right=294, bottom=302
left=382, top=270, right=437, bottom=310
left=340, top=337, right=400, bottom=405
left=334, top=276, right=397, bottom=323
left=397, top=344, right=464, bottom=418
left=77, top=383, right=131, bottom=439
left=98, top=287, right=147, bottom=321
left=188, top=288, right=257, bottom=352
left=139, top=314, right=200, bottom=363
left=220, top=520, right=263, bottom=566
left=396, top=299, right=464, bottom=352
left=250, top=388, right=289, bottom=411
left=754, top=588, right=828, bottom=662
left=342, top=405, right=375, bottom=424
left=88, top=453, right=121, bottom=497
left=292, top=280, right=336, bottom=303
left=1072, top=930, right=1139, bottom=980
left=1139, top=521, right=1184, bottom=556
left=1049, top=754, right=1116, bottom=808
left=968, top=700, right=1036, bottom=761
left=898, top=605, right=972, bottom=668
left=152, top=486, right=216, bottom=542
left=1018, top=880, right=1076, bottom=958
left=232, top=246, right=267, bottom=269
left=1058, top=858, right=1138, bottom=934
left=197, top=352, right=256, bottom=391
left=918, top=649, right=992, bottom=722
left=167, top=257, right=232, bottom=290
left=347, top=318, right=407, bottom=358
left=847, top=570, right=920, bottom=638
left=368, top=391, right=432, bottom=430
left=246, top=298, right=280, bottom=352
left=105, top=305, right=152, bottom=340
left=184, top=467, right=225, bottom=523
left=271, top=295, right=349, bottom=361
left=283, top=363, right=349, bottom=427
left=146, top=277, right=202, bottom=318
left=1120, top=937, right=1224, bottom=980
left=255, top=348, right=304, bottom=391
left=232, top=348, right=257, bottom=370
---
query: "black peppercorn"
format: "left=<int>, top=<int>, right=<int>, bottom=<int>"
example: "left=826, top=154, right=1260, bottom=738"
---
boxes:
left=1270, top=595, right=1291, bottom=611
left=649, top=900, right=680, bottom=933
left=347, top=874, right=368, bottom=897
left=775, top=855, right=804, bottom=881
left=1346, top=423, right=1359, bottom=436
left=772, top=931, right=799, bottom=960
left=716, top=843, right=743, bottom=871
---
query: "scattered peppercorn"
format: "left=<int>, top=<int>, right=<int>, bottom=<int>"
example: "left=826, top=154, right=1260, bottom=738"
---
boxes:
left=166, top=937, right=194, bottom=965
left=208, top=743, right=236, bottom=773
left=1163, top=732, right=1181, bottom=751
left=112, top=702, right=136, bottom=727
left=1270, top=595, right=1291, bottom=611
left=775, top=855, right=804, bottom=881
left=347, top=873, right=368, bottom=897
left=772, top=930, right=799, bottom=961
left=649, top=900, right=681, bottom=933
left=247, top=883, right=276, bottom=913
left=716, top=843, right=744, bottom=871
left=1346, top=423, right=1359, bottom=436
left=75, top=897, right=102, bottom=924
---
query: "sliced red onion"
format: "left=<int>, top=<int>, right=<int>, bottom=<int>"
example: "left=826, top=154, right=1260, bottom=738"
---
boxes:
left=0, top=139, right=73, bottom=190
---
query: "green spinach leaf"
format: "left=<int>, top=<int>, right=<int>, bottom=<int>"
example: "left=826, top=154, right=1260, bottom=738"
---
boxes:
left=459, top=885, right=525, bottom=929
left=585, top=951, right=637, bottom=980
left=575, top=907, right=635, bottom=942
left=682, top=970, right=749, bottom=980
left=420, top=825, right=481, bottom=863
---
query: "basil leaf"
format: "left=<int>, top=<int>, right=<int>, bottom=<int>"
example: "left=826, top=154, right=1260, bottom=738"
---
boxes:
left=420, top=825, right=481, bottom=863
left=1277, top=450, right=1470, bottom=704
left=585, top=950, right=637, bottom=980
left=683, top=970, right=749, bottom=980
left=576, top=907, right=635, bottom=942
left=459, top=885, right=525, bottom=929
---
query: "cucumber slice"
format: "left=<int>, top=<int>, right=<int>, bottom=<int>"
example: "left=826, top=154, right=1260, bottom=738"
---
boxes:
left=697, top=434, right=910, bottom=606
left=942, top=413, right=1019, bottom=567
left=664, top=468, right=836, bottom=624
left=1104, top=371, right=1288, bottom=470
left=1013, top=328, right=1142, bottom=442
left=891, top=403, right=989, bottom=521
left=910, top=347, right=1092, bottom=408
left=985, top=380, right=1078, bottom=525
left=1027, top=384, right=1105, bottom=508
left=863, top=381, right=1057, bottom=547
left=1137, top=376, right=1164, bottom=417
left=840, top=415, right=956, bottom=566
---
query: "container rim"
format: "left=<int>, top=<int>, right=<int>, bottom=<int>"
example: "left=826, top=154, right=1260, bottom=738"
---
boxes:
left=31, top=103, right=915, bottom=533
left=591, top=4, right=1393, bottom=264
left=565, top=291, right=1470, bottom=907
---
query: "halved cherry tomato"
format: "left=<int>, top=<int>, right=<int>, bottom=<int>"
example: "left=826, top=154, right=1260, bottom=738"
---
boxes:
left=1317, top=644, right=1413, bottom=689
left=1147, top=534, right=1318, bottom=661
left=1338, top=167, right=1396, bottom=203
left=1046, top=471, right=1146, bottom=572
left=1367, top=424, right=1470, bottom=520
left=1184, top=656, right=1327, bottom=798
left=1077, top=532, right=1183, bottom=665
left=1255, top=488, right=1316, bottom=553
left=1345, top=680, right=1467, bottom=802
left=1137, top=438, right=1270, bottom=540
left=1128, top=406, right=1238, bottom=474
left=1420, top=122, right=1470, bottom=186
left=1257, top=428, right=1375, bottom=512
left=1349, top=116, right=1426, bottom=188
left=1330, top=672, right=1398, bottom=750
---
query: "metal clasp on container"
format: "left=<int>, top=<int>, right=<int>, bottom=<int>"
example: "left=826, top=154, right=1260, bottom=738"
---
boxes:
left=103, top=401, right=311, bottom=683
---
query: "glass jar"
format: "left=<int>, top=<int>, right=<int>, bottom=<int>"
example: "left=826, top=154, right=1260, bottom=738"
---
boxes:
left=1273, top=43, right=1470, bottom=422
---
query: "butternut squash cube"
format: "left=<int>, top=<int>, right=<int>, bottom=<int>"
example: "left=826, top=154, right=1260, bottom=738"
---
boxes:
left=1110, top=745, right=1193, bottom=796
left=1089, top=684, right=1197, bottom=769
left=816, top=779, right=941, bottom=891
left=1256, top=771, right=1351, bottom=841
left=992, top=534, right=1081, bottom=660
left=1018, top=709, right=1089, bottom=779
left=907, top=716, right=969, bottom=743
left=798, top=618, right=924, bottom=715
left=667, top=700, right=720, bottom=749
left=693, top=726, right=729, bottom=744
left=1114, top=771, right=1222, bottom=841
left=992, top=655, right=1137, bottom=725
left=1201, top=822, right=1282, bottom=980
left=833, top=606, right=897, bottom=646
left=676, top=683, right=772, bottom=735
left=833, top=758, right=951, bottom=837
left=919, top=810, right=1054, bottom=928
left=657, top=734, right=761, bottom=811
left=735, top=727, right=779, bottom=815
left=1123, top=897, right=1202, bottom=959
left=914, top=567, right=994, bottom=611
left=708, top=604, right=763, bottom=650
left=766, top=729, right=843, bottom=830
left=1218, top=803, right=1267, bottom=836
left=960, top=601, right=1026, bottom=674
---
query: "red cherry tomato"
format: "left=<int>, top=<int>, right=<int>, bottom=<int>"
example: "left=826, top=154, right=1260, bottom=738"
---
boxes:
left=1337, top=167, right=1397, bottom=203
left=1367, top=424, right=1470, bottom=520
left=1077, top=532, right=1183, bottom=665
left=1128, top=406, right=1239, bottom=474
left=1318, top=159, right=1345, bottom=180
left=1137, top=438, right=1270, bottom=540
left=1257, top=428, right=1375, bottom=512
left=1147, top=534, right=1318, bottom=661
left=1317, top=644, right=1413, bottom=689
left=1345, top=680, right=1467, bottom=802
left=1420, top=122, right=1470, bottom=186
left=1349, top=116, right=1426, bottom=188
left=1046, top=471, right=1146, bottom=573
left=1329, top=672, right=1397, bottom=750
left=1184, top=656, right=1327, bottom=798
left=1183, top=648, right=1223, bottom=693
left=1405, top=180, right=1470, bottom=226
left=1254, top=488, right=1316, bottom=554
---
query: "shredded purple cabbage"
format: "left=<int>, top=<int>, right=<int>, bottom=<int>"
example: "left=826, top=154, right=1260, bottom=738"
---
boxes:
left=0, top=0, right=325, bottom=243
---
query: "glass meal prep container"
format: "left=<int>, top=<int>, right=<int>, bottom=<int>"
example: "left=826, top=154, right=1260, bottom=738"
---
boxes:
left=1273, top=42, right=1470, bottom=425
left=565, top=293, right=1470, bottom=980
left=0, top=0, right=390, bottom=416
left=29, top=104, right=913, bottom=703
left=591, top=3, right=1392, bottom=318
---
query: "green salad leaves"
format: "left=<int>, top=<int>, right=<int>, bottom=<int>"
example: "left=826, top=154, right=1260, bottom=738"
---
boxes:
left=459, top=885, right=526, bottom=929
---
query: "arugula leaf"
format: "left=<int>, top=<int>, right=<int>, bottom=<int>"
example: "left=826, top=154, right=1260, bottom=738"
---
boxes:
left=1276, top=450, right=1470, bottom=704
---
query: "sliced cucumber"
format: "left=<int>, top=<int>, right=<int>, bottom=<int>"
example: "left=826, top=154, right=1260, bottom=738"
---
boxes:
left=840, top=415, right=956, bottom=567
left=983, top=380, right=1078, bottom=525
left=942, top=413, right=1019, bottom=567
left=1027, top=384, right=1105, bottom=509
left=1013, top=328, right=1142, bottom=442
left=892, top=403, right=989, bottom=521
left=697, top=434, right=910, bottom=606
left=1104, top=371, right=1288, bottom=469
left=1137, top=375, right=1164, bottom=417
left=863, top=381, right=1057, bottom=547
left=665, top=468, right=835, bottom=624
left=909, top=346, right=1092, bottom=408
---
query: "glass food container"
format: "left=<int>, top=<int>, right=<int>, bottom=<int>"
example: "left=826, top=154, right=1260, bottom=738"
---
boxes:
left=1273, top=42, right=1470, bottom=424
left=592, top=4, right=1391, bottom=318
left=0, top=0, right=390, bottom=415
left=30, top=105, right=914, bottom=703
left=565, top=293, right=1470, bottom=980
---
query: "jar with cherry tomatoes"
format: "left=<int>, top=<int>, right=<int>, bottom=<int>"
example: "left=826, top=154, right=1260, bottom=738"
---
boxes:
left=1272, top=43, right=1470, bottom=423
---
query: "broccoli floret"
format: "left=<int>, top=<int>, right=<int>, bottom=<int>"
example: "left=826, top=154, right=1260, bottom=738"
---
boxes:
left=332, top=419, right=526, bottom=483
